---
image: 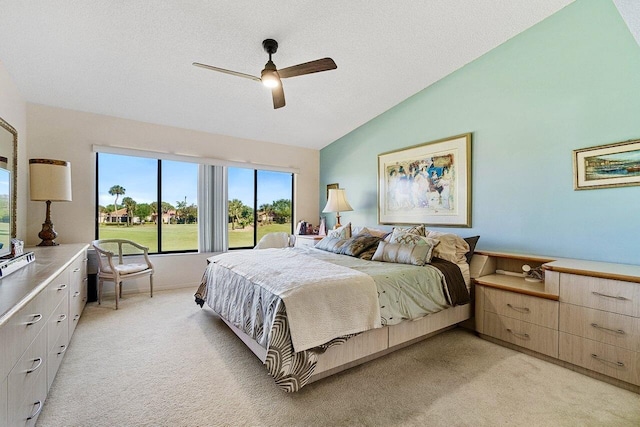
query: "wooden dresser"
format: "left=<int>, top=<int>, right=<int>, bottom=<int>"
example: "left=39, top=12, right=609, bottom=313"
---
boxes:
left=474, top=251, right=640, bottom=393
left=0, top=244, right=88, bottom=427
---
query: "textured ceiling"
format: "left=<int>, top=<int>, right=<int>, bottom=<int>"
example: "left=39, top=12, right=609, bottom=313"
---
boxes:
left=0, top=1, right=578, bottom=149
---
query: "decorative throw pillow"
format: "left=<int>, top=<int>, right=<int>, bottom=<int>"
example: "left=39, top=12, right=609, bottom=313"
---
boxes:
left=358, top=245, right=378, bottom=261
left=340, top=234, right=382, bottom=257
left=371, top=241, right=435, bottom=266
left=388, top=228, right=438, bottom=247
left=356, top=226, right=390, bottom=239
left=314, top=236, right=349, bottom=254
left=327, top=222, right=352, bottom=240
left=424, top=230, right=470, bottom=264
left=464, top=236, right=480, bottom=264
left=384, top=224, right=425, bottom=241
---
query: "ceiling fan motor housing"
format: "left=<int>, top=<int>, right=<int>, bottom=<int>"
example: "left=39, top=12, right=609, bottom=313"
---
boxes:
left=262, top=39, right=278, bottom=55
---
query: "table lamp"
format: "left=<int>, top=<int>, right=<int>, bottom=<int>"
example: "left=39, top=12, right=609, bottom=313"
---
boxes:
left=322, top=188, right=353, bottom=228
left=29, top=159, right=72, bottom=246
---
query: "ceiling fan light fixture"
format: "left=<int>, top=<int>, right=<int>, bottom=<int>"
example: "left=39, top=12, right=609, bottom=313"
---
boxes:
left=261, top=69, right=280, bottom=88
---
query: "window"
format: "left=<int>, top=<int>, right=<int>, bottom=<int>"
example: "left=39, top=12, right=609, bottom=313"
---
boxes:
left=228, top=168, right=294, bottom=249
left=97, top=152, right=294, bottom=253
left=96, top=153, right=198, bottom=253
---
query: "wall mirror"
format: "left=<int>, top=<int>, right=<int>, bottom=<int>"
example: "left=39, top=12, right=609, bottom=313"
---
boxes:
left=0, top=116, right=17, bottom=242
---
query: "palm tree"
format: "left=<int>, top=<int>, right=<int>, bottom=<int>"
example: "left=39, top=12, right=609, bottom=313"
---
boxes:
left=122, top=197, right=137, bottom=226
left=108, top=185, right=126, bottom=224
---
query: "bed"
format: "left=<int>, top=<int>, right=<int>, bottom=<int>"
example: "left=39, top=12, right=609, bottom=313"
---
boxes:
left=195, top=226, right=477, bottom=392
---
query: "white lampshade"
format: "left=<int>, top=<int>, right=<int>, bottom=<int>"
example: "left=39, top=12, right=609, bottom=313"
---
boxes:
left=323, top=189, right=353, bottom=213
left=29, top=159, right=73, bottom=202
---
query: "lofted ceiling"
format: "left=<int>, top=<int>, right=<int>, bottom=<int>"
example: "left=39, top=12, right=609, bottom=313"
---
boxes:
left=0, top=1, right=591, bottom=150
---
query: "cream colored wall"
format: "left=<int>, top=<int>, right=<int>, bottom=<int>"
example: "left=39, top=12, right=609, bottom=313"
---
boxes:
left=0, top=61, right=27, bottom=241
left=26, top=103, right=320, bottom=291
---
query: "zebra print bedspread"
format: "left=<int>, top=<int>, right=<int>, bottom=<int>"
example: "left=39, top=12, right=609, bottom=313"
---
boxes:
left=194, top=248, right=469, bottom=392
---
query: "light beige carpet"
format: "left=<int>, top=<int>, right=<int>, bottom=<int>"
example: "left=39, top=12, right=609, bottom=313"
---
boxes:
left=37, top=288, right=640, bottom=427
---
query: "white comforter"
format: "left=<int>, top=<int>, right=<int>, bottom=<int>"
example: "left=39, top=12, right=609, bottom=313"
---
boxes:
left=209, top=248, right=382, bottom=352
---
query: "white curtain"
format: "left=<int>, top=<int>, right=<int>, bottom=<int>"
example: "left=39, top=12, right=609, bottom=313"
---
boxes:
left=198, top=165, right=227, bottom=252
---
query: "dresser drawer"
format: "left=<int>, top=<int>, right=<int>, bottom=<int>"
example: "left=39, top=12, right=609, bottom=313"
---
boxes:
left=559, top=303, right=639, bottom=352
left=45, top=271, right=70, bottom=316
left=0, top=377, right=7, bottom=427
left=560, top=274, right=639, bottom=317
left=484, top=312, right=558, bottom=358
left=2, top=291, right=48, bottom=379
left=8, top=328, right=47, bottom=420
left=559, top=332, right=639, bottom=386
left=483, top=287, right=558, bottom=329
left=9, top=368, right=46, bottom=427
left=47, top=297, right=69, bottom=352
left=47, top=326, right=69, bottom=391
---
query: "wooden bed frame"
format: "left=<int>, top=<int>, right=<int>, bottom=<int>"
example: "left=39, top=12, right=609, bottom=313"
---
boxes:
left=219, top=256, right=482, bottom=384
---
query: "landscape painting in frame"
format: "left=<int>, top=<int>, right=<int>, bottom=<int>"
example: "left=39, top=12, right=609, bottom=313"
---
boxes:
left=378, top=133, right=471, bottom=227
left=574, top=139, right=640, bottom=190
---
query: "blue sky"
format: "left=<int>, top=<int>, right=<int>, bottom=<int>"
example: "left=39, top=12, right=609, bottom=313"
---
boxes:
left=98, top=154, right=292, bottom=208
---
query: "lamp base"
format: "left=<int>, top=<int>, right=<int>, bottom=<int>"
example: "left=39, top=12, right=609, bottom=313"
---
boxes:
left=37, top=200, right=59, bottom=246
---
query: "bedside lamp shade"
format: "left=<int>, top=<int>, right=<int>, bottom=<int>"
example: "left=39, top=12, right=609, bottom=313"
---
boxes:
left=29, top=159, right=72, bottom=202
left=29, top=159, right=72, bottom=246
left=322, top=188, right=353, bottom=228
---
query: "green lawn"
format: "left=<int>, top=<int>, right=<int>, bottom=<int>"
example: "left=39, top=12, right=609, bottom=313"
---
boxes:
left=98, top=222, right=292, bottom=251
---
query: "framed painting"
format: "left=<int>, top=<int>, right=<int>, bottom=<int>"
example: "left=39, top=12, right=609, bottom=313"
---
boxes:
left=574, top=139, right=640, bottom=190
left=378, top=133, right=471, bottom=227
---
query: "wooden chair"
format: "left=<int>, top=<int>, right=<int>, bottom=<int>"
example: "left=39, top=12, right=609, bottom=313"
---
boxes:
left=91, top=239, right=154, bottom=309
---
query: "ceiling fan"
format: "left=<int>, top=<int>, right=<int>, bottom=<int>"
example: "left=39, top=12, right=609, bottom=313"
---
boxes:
left=193, top=39, right=337, bottom=109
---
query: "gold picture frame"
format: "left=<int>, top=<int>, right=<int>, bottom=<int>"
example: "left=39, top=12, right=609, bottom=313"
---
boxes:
left=573, top=138, right=640, bottom=190
left=378, top=133, right=472, bottom=227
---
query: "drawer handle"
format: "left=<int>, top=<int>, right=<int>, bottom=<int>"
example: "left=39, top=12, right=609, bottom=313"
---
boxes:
left=591, top=291, right=628, bottom=301
left=26, top=357, right=43, bottom=374
left=506, top=328, right=530, bottom=340
left=74, top=314, right=80, bottom=321
left=73, top=267, right=81, bottom=272
left=506, top=303, right=530, bottom=313
left=26, top=313, right=43, bottom=326
left=57, top=344, right=68, bottom=355
left=590, top=353, right=624, bottom=367
left=56, top=283, right=68, bottom=291
left=57, top=314, right=67, bottom=323
left=26, top=400, right=43, bottom=421
left=590, top=323, right=625, bottom=335
left=73, top=291, right=80, bottom=298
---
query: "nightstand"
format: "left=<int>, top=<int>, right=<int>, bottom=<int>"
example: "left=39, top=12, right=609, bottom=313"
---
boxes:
left=294, top=235, right=324, bottom=248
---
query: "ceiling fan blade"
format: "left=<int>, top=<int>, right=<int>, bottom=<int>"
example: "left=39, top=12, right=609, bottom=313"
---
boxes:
left=277, top=58, right=337, bottom=79
left=192, top=62, right=261, bottom=82
left=272, top=85, right=285, bottom=109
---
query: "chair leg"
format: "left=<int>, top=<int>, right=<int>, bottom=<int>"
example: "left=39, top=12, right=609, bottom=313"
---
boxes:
left=115, top=281, right=120, bottom=310
left=150, top=274, right=153, bottom=298
left=98, top=278, right=103, bottom=305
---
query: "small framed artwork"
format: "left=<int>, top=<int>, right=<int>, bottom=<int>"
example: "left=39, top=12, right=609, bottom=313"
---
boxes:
left=573, top=139, right=640, bottom=190
left=326, top=183, right=339, bottom=199
left=378, top=133, right=471, bottom=227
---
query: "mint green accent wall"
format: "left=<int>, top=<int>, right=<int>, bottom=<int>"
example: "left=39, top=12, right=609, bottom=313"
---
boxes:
left=320, top=0, right=640, bottom=265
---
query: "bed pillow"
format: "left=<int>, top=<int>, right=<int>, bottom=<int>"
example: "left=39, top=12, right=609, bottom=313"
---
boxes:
left=371, top=241, right=435, bottom=266
left=383, top=224, right=425, bottom=241
left=339, top=234, right=383, bottom=257
left=464, top=236, right=480, bottom=264
left=356, top=226, right=390, bottom=239
left=327, top=222, right=351, bottom=239
left=314, top=236, right=349, bottom=253
left=388, top=228, right=439, bottom=247
left=424, top=230, right=470, bottom=264
left=358, top=245, right=379, bottom=261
